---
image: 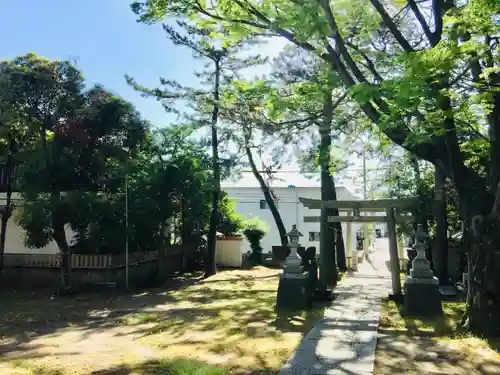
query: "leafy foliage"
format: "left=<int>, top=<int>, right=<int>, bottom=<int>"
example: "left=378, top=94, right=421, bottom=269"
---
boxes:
left=0, top=55, right=245, bottom=263
left=242, top=216, right=269, bottom=263
left=217, top=193, right=244, bottom=236
left=129, top=0, right=500, bottom=333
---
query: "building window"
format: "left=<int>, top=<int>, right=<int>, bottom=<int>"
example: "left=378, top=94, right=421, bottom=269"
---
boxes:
left=309, top=232, right=320, bottom=241
left=259, top=199, right=278, bottom=209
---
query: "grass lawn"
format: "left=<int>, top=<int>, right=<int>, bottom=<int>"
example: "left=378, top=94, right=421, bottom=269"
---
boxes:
left=374, top=298, right=500, bottom=375
left=0, top=267, right=326, bottom=375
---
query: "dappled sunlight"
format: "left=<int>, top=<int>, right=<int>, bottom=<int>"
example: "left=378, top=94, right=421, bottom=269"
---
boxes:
left=374, top=299, right=500, bottom=374
left=0, top=267, right=326, bottom=374
left=117, top=267, right=324, bottom=373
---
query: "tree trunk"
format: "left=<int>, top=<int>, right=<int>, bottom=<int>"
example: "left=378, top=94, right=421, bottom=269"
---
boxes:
left=318, top=89, right=338, bottom=290
left=205, top=59, right=221, bottom=278
left=463, top=217, right=500, bottom=336
left=335, top=225, right=346, bottom=271
left=434, top=165, right=449, bottom=283
left=51, top=192, right=71, bottom=291
left=180, top=197, right=190, bottom=245
left=410, top=155, right=432, bottom=266
left=324, top=175, right=346, bottom=271
left=319, top=168, right=337, bottom=288
left=246, top=146, right=288, bottom=247
left=0, top=154, right=14, bottom=283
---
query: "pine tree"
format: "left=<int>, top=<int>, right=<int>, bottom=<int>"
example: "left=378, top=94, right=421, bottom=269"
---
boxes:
left=127, top=20, right=265, bottom=276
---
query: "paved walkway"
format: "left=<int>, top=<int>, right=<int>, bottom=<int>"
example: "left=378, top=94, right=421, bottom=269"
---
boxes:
left=279, top=239, right=393, bottom=375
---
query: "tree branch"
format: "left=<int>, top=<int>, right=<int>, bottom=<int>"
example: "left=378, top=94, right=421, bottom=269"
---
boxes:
left=186, top=0, right=442, bottom=176
left=369, top=0, right=414, bottom=52
left=432, top=0, right=443, bottom=41
left=319, top=0, right=368, bottom=84
left=408, top=0, right=436, bottom=46
left=193, top=0, right=269, bottom=30
left=344, top=41, right=383, bottom=82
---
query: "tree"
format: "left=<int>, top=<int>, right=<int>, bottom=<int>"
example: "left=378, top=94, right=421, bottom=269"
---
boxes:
left=386, top=152, right=461, bottom=282
left=151, top=124, right=240, bottom=247
left=126, top=19, right=264, bottom=277
left=218, top=80, right=292, bottom=248
left=131, top=0, right=500, bottom=335
left=271, top=45, right=351, bottom=274
left=66, top=122, right=241, bottom=272
left=9, top=54, right=148, bottom=290
left=0, top=62, right=33, bottom=280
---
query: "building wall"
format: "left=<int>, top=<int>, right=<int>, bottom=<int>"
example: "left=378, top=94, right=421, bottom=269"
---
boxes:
left=223, top=186, right=361, bottom=255
left=4, top=210, right=75, bottom=255
left=0, top=193, right=76, bottom=255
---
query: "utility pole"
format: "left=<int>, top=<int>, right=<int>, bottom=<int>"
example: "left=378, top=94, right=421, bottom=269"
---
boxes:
left=362, top=149, right=369, bottom=253
left=125, top=172, right=129, bottom=290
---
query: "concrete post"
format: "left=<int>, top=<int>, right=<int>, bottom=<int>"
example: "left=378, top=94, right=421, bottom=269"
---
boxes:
left=346, top=220, right=352, bottom=269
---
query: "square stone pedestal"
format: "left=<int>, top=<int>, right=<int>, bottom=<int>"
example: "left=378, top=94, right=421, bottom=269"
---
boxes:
left=403, top=276, right=443, bottom=316
left=276, top=271, right=312, bottom=310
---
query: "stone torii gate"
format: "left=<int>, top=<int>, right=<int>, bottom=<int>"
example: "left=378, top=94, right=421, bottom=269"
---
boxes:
left=299, top=197, right=419, bottom=297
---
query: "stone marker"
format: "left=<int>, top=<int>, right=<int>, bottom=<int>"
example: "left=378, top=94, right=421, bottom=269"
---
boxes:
left=403, top=224, right=443, bottom=316
left=276, top=225, right=312, bottom=310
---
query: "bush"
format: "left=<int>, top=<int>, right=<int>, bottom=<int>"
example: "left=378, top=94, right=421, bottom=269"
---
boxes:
left=217, top=193, right=244, bottom=236
left=242, top=217, right=268, bottom=264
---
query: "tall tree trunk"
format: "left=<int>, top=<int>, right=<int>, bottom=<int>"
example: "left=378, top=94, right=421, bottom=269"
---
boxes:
left=180, top=197, right=190, bottom=245
left=319, top=168, right=337, bottom=288
left=318, top=90, right=338, bottom=290
left=335, top=222, right=346, bottom=271
left=409, top=154, right=433, bottom=266
left=205, top=59, right=221, bottom=278
left=324, top=175, right=346, bottom=271
left=434, top=165, right=448, bottom=283
left=410, top=155, right=430, bottom=233
left=463, top=215, right=500, bottom=336
left=245, top=145, right=288, bottom=247
left=51, top=192, right=71, bottom=291
left=0, top=158, right=14, bottom=283
left=41, top=120, right=73, bottom=290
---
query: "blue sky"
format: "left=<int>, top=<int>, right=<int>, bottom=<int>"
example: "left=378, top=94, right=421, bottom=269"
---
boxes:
left=0, top=0, right=375, bottom=192
left=0, top=0, right=287, bottom=128
left=1, top=1, right=178, bottom=126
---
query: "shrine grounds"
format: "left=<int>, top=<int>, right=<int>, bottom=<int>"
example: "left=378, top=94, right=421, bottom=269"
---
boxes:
left=0, top=265, right=499, bottom=375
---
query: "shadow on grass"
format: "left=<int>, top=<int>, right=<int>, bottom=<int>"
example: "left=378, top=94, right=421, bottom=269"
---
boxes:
left=8, top=359, right=230, bottom=375
left=117, top=286, right=328, bottom=343
left=378, top=298, right=464, bottom=337
left=374, top=298, right=500, bottom=375
left=90, top=359, right=227, bottom=375
left=0, top=267, right=327, bottom=374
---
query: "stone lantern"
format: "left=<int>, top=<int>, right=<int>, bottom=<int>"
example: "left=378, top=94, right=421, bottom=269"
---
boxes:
left=283, top=225, right=303, bottom=274
left=403, top=224, right=442, bottom=316
left=276, top=224, right=312, bottom=310
left=409, top=225, right=434, bottom=279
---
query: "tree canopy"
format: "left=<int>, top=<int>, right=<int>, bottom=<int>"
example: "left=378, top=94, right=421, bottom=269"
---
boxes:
left=130, top=0, right=500, bottom=334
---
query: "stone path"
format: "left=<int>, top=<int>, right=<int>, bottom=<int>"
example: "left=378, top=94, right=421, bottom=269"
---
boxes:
left=279, top=239, right=393, bottom=375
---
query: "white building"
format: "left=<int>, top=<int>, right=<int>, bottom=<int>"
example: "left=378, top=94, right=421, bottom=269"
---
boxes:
left=222, top=172, right=362, bottom=255
left=0, top=193, right=74, bottom=255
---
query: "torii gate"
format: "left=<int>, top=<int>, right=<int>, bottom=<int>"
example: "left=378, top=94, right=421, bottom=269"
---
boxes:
left=299, top=197, right=419, bottom=297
